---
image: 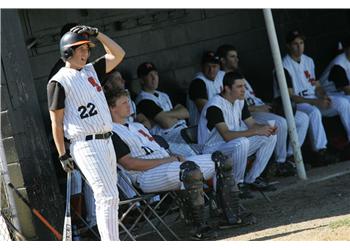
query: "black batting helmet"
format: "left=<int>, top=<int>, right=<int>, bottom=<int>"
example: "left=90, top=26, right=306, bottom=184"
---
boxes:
left=60, top=31, right=95, bottom=60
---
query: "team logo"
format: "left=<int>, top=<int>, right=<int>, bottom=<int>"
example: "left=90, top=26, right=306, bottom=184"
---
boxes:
left=304, top=71, right=315, bottom=84
left=88, top=77, right=102, bottom=92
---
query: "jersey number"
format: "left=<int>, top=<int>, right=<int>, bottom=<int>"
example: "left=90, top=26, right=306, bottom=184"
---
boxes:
left=141, top=146, right=154, bottom=155
left=78, top=103, right=98, bottom=119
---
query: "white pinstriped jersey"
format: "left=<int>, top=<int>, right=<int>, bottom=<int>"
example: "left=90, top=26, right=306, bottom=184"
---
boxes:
left=320, top=53, right=350, bottom=93
left=112, top=122, right=170, bottom=179
left=187, top=70, right=225, bottom=125
left=244, top=79, right=265, bottom=106
left=135, top=90, right=186, bottom=135
left=282, top=54, right=317, bottom=98
left=198, top=94, right=247, bottom=147
left=50, top=64, right=112, bottom=140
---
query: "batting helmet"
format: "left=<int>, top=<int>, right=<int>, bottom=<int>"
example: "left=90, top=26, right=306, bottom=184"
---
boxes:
left=60, top=31, right=95, bottom=60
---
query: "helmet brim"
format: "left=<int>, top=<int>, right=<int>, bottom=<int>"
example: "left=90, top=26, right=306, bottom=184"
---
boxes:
left=64, top=40, right=95, bottom=49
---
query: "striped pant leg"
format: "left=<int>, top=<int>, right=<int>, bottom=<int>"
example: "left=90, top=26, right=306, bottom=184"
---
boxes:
left=83, top=181, right=97, bottom=227
left=244, top=135, right=277, bottom=184
left=297, top=103, right=328, bottom=151
left=322, top=95, right=350, bottom=141
left=204, top=138, right=249, bottom=184
left=71, top=138, right=119, bottom=241
left=137, top=155, right=215, bottom=193
left=252, top=112, right=288, bottom=163
left=287, top=111, right=310, bottom=156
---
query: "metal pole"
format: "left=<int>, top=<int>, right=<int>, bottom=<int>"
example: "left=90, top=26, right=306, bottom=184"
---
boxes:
left=263, top=9, right=307, bottom=180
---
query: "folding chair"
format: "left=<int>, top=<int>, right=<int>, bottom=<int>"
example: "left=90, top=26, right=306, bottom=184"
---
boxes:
left=117, top=167, right=180, bottom=241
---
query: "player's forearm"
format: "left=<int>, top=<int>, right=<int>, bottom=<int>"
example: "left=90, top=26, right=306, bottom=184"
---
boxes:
left=96, top=32, right=125, bottom=71
left=220, top=129, right=257, bottom=142
left=168, top=106, right=189, bottom=120
left=120, top=156, right=177, bottom=171
left=291, top=95, right=317, bottom=105
left=51, top=122, right=66, bottom=157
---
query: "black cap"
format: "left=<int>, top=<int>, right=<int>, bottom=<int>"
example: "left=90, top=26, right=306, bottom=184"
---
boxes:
left=137, top=62, right=157, bottom=78
left=286, top=29, right=306, bottom=43
left=201, top=51, right=220, bottom=65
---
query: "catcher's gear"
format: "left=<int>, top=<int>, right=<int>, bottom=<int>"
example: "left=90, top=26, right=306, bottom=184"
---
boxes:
left=60, top=31, right=95, bottom=61
left=59, top=152, right=74, bottom=173
left=211, top=151, right=241, bottom=225
left=70, top=25, right=99, bottom=37
left=178, top=161, right=216, bottom=239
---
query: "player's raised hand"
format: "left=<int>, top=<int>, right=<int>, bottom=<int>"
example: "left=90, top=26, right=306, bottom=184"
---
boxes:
left=70, top=25, right=99, bottom=37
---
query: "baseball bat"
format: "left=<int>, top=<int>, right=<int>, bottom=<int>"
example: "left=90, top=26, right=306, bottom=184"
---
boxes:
left=7, top=182, right=62, bottom=240
left=62, top=172, right=72, bottom=241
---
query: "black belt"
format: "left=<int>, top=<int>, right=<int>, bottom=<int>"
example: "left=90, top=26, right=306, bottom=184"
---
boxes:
left=85, top=131, right=113, bottom=141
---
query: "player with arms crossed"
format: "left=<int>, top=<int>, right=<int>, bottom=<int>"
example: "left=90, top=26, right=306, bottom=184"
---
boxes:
left=47, top=25, right=125, bottom=240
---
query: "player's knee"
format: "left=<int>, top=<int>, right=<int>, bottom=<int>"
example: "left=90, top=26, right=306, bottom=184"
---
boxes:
left=298, top=111, right=310, bottom=125
left=276, top=117, right=287, bottom=130
left=234, top=137, right=250, bottom=151
left=179, top=161, right=204, bottom=190
left=309, top=107, right=322, bottom=121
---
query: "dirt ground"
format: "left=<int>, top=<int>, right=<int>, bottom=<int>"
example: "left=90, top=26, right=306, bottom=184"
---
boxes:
left=171, top=160, right=350, bottom=241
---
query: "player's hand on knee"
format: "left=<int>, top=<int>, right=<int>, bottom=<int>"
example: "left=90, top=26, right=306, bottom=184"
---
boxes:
left=255, top=125, right=273, bottom=136
left=59, top=153, right=75, bottom=173
left=70, top=25, right=99, bottom=37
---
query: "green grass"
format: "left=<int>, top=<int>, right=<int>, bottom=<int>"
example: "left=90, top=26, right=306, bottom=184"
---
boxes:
left=329, top=218, right=350, bottom=229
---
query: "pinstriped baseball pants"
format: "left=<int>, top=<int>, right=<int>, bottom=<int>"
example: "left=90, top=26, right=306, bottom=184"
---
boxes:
left=70, top=137, right=119, bottom=241
left=135, top=154, right=216, bottom=193
left=204, top=134, right=277, bottom=184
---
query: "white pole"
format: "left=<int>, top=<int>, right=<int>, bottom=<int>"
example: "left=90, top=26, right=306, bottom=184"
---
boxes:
left=263, top=9, right=307, bottom=180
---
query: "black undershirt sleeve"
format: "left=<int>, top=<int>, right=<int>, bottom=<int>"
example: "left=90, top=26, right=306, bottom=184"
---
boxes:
left=111, top=132, right=131, bottom=161
left=136, top=100, right=163, bottom=120
left=92, top=56, right=107, bottom=85
left=189, top=79, right=208, bottom=101
left=47, top=81, right=66, bottom=110
left=329, top=65, right=349, bottom=89
left=206, top=106, right=225, bottom=131
left=242, top=100, right=251, bottom=121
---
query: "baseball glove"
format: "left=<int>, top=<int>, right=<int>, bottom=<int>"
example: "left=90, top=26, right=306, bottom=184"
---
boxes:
left=70, top=25, right=99, bottom=37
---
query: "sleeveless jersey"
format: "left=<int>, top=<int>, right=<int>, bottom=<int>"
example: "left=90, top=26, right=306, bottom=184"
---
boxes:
left=187, top=70, right=225, bottom=125
left=320, top=52, right=350, bottom=93
left=50, top=63, right=112, bottom=140
left=282, top=54, right=316, bottom=99
left=135, top=90, right=186, bottom=135
left=198, top=94, right=247, bottom=147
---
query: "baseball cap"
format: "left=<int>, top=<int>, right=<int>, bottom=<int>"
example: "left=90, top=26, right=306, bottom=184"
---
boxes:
left=201, top=51, right=220, bottom=65
left=286, top=29, right=306, bottom=43
left=137, top=62, right=157, bottom=78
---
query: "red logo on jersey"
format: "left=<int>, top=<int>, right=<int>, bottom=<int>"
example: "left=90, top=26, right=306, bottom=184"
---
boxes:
left=88, top=77, right=102, bottom=92
left=304, top=71, right=315, bottom=84
left=138, top=129, right=154, bottom=141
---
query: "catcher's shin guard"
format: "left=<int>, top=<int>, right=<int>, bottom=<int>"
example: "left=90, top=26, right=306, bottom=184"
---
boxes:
left=211, top=151, right=241, bottom=225
left=179, top=161, right=205, bottom=227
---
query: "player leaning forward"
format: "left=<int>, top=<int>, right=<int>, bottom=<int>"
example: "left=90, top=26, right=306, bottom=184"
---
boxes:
left=47, top=25, right=125, bottom=241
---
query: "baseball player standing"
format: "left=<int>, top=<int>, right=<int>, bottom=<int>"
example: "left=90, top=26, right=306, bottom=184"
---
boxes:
left=47, top=25, right=125, bottom=241
left=198, top=71, right=277, bottom=199
left=135, top=62, right=196, bottom=157
left=187, top=51, right=225, bottom=126
left=216, top=44, right=310, bottom=176
left=282, top=30, right=350, bottom=158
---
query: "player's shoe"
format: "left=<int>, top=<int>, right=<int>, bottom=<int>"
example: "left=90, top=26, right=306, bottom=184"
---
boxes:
left=190, top=224, right=218, bottom=240
left=248, top=177, right=277, bottom=192
left=237, top=183, right=254, bottom=199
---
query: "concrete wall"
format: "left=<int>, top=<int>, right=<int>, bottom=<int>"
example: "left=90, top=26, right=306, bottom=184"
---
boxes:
left=20, top=9, right=350, bottom=133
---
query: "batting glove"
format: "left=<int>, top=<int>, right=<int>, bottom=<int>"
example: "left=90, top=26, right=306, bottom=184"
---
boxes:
left=70, top=25, right=99, bottom=37
left=59, top=153, right=75, bottom=173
